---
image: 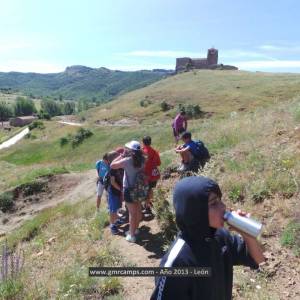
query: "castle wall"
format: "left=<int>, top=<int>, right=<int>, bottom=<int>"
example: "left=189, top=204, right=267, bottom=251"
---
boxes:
left=191, top=59, right=208, bottom=69
left=176, top=57, right=192, bottom=72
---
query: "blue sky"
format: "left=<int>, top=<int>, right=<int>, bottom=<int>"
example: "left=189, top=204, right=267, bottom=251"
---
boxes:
left=1, top=0, right=300, bottom=73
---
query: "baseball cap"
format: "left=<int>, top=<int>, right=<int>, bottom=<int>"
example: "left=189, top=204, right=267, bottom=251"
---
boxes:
left=125, top=140, right=141, bottom=151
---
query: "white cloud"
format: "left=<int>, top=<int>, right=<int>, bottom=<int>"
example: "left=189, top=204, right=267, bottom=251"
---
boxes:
left=221, top=49, right=275, bottom=60
left=233, top=60, right=300, bottom=70
left=258, top=44, right=300, bottom=52
left=0, top=60, right=65, bottom=73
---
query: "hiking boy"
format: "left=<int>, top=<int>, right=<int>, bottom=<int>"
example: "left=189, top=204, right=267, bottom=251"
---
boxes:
left=172, top=110, right=187, bottom=144
left=175, top=131, right=200, bottom=172
left=95, top=153, right=109, bottom=212
left=142, top=136, right=161, bottom=216
left=151, top=176, right=265, bottom=300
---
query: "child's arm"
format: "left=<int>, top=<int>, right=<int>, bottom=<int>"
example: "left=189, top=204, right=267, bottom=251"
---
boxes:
left=110, top=155, right=126, bottom=169
left=229, top=210, right=265, bottom=266
left=240, top=232, right=265, bottom=265
left=110, top=175, right=121, bottom=191
left=175, top=145, right=190, bottom=153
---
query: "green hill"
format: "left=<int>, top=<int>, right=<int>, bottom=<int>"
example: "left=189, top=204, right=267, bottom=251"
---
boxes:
left=0, top=66, right=171, bottom=101
left=1, top=70, right=300, bottom=299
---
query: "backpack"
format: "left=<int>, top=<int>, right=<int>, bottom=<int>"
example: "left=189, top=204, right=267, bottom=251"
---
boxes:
left=128, top=171, right=149, bottom=202
left=102, top=171, right=110, bottom=190
left=192, top=140, right=210, bottom=161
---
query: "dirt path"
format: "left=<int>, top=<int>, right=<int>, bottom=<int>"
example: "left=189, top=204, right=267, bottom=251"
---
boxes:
left=0, top=127, right=29, bottom=150
left=105, top=215, right=164, bottom=300
left=1, top=170, right=96, bottom=235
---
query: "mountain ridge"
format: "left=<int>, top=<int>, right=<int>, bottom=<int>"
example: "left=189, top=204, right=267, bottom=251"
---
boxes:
left=0, top=66, right=173, bottom=101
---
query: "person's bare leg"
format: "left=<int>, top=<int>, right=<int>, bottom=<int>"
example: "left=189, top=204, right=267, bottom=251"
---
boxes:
left=126, top=202, right=136, bottom=236
left=135, top=202, right=142, bottom=230
left=110, top=212, right=118, bottom=225
left=146, top=188, right=153, bottom=208
left=182, top=151, right=193, bottom=164
left=96, top=196, right=101, bottom=211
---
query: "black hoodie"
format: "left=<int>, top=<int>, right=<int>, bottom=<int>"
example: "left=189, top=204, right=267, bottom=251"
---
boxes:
left=151, top=176, right=258, bottom=300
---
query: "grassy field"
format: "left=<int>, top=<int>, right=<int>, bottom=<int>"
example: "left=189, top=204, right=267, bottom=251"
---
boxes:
left=84, top=70, right=300, bottom=123
left=1, top=70, right=300, bottom=298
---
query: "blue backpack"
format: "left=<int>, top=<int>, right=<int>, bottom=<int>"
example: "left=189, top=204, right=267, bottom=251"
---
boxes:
left=192, top=140, right=210, bottom=161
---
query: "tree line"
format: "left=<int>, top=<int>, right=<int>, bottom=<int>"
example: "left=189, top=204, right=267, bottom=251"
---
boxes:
left=0, top=97, right=96, bottom=125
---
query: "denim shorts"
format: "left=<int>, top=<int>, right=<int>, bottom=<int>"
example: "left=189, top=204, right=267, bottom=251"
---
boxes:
left=123, top=187, right=134, bottom=203
left=107, top=190, right=121, bottom=213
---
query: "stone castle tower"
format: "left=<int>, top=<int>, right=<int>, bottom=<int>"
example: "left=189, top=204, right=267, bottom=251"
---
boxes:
left=207, top=48, right=218, bottom=65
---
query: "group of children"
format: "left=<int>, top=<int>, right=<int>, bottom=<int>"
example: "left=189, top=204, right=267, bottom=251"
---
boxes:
left=95, top=136, right=161, bottom=242
left=95, top=113, right=265, bottom=299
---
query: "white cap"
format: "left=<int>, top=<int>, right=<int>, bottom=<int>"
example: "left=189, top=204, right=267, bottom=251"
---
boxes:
left=125, top=140, right=141, bottom=151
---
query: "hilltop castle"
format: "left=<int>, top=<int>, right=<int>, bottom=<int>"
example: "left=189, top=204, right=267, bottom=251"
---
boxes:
left=176, top=48, right=237, bottom=72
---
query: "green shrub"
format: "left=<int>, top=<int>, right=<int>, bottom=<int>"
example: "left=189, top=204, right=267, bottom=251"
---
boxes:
left=281, top=220, right=300, bottom=256
left=153, top=187, right=177, bottom=244
left=20, top=180, right=47, bottom=196
left=248, top=179, right=271, bottom=204
left=71, top=128, right=93, bottom=148
left=185, top=104, right=203, bottom=118
left=100, top=278, right=122, bottom=297
left=266, top=172, right=297, bottom=197
left=0, top=279, right=24, bottom=300
left=160, top=101, right=171, bottom=112
left=60, top=137, right=69, bottom=147
left=37, top=110, right=51, bottom=120
left=140, top=99, right=152, bottom=107
left=251, top=187, right=270, bottom=204
left=29, top=120, right=45, bottom=131
left=25, top=132, right=37, bottom=139
left=0, top=192, right=14, bottom=212
left=228, top=183, right=245, bottom=203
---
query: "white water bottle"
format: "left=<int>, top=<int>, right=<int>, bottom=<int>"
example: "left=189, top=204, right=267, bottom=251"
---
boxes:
left=224, top=211, right=263, bottom=238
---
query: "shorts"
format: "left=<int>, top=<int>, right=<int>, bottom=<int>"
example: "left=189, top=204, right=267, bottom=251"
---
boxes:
left=148, top=181, right=157, bottom=189
left=96, top=181, right=104, bottom=197
left=107, top=190, right=121, bottom=213
left=173, top=127, right=185, bottom=137
left=123, top=187, right=133, bottom=203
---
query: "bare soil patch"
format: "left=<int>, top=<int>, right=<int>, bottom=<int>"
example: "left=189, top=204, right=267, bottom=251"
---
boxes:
left=95, top=118, right=139, bottom=127
left=0, top=170, right=96, bottom=235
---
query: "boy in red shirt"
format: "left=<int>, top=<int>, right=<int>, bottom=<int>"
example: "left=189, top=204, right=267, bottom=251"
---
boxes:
left=142, top=136, right=161, bottom=216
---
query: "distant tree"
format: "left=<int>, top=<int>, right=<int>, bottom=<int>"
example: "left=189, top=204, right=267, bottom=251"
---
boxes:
left=160, top=101, right=171, bottom=112
left=0, top=102, right=13, bottom=126
left=63, top=102, right=76, bottom=115
left=41, top=99, right=62, bottom=117
left=59, top=94, right=63, bottom=101
left=77, top=99, right=92, bottom=113
left=14, top=97, right=36, bottom=116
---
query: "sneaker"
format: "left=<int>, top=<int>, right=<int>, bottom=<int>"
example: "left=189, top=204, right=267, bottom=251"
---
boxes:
left=125, top=229, right=140, bottom=235
left=110, top=224, right=119, bottom=235
left=117, top=208, right=125, bottom=218
left=177, top=163, right=188, bottom=172
left=115, top=218, right=125, bottom=226
left=144, top=207, right=153, bottom=217
left=125, top=234, right=136, bottom=243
